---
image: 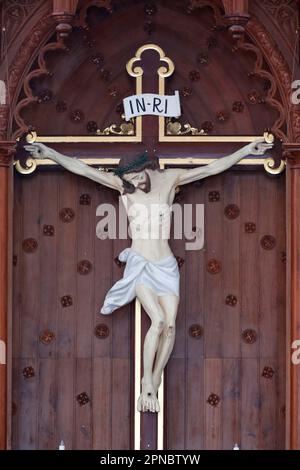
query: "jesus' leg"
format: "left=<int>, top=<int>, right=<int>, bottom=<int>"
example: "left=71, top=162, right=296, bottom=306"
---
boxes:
left=152, top=294, right=179, bottom=393
left=135, top=284, right=166, bottom=413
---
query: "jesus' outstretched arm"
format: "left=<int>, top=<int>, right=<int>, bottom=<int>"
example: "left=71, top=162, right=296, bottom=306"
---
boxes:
left=24, top=142, right=122, bottom=191
left=174, top=137, right=274, bottom=186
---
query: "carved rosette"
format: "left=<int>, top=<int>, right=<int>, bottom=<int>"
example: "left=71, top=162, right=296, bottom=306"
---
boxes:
left=188, top=324, right=203, bottom=338
left=207, top=259, right=222, bottom=274
left=94, top=324, right=110, bottom=339
left=22, top=238, right=38, bottom=253
left=43, top=225, right=55, bottom=236
left=39, top=330, right=55, bottom=345
left=224, top=204, right=240, bottom=220
left=76, top=392, right=90, bottom=406
left=208, top=191, right=220, bottom=202
left=225, top=294, right=237, bottom=307
left=207, top=393, right=220, bottom=407
left=59, top=208, right=75, bottom=223
left=61, top=295, right=73, bottom=308
left=242, top=328, right=257, bottom=344
left=22, top=366, right=35, bottom=379
left=245, top=222, right=256, bottom=233
left=80, top=194, right=91, bottom=205
left=77, top=260, right=93, bottom=275
left=261, top=235, right=276, bottom=250
left=262, top=366, right=275, bottom=379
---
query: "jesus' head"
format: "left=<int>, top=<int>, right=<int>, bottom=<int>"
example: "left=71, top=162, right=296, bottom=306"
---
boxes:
left=114, top=151, right=160, bottom=194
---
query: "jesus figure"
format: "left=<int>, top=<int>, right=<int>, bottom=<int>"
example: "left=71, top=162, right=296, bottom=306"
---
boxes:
left=25, top=138, right=273, bottom=413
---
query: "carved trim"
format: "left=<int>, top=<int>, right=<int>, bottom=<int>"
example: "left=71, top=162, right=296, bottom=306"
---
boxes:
left=8, top=10, right=53, bottom=112
left=13, top=41, right=67, bottom=139
left=246, top=17, right=293, bottom=141
left=236, top=40, right=287, bottom=141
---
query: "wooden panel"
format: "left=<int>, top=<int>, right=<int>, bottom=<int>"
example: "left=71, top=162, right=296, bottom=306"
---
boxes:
left=20, top=174, right=40, bottom=358
left=38, top=173, right=58, bottom=359
left=240, top=172, right=259, bottom=358
left=37, top=359, right=56, bottom=449
left=241, top=358, right=259, bottom=449
left=186, top=357, right=204, bottom=449
left=258, top=174, right=279, bottom=358
left=57, top=172, right=77, bottom=358
left=222, top=359, right=241, bottom=449
left=204, top=174, right=223, bottom=358
left=111, top=358, right=132, bottom=450
left=204, top=358, right=222, bottom=449
left=76, top=176, right=95, bottom=359
left=93, top=184, right=114, bottom=358
left=75, top=357, right=92, bottom=449
left=165, top=358, right=185, bottom=449
left=185, top=183, right=205, bottom=360
left=13, top=358, right=38, bottom=449
left=259, top=357, right=277, bottom=449
left=56, top=358, right=75, bottom=449
left=92, top=357, right=111, bottom=449
left=222, top=172, right=240, bottom=358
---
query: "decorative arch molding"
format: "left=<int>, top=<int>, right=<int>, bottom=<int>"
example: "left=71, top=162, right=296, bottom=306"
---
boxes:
left=246, top=17, right=297, bottom=142
left=4, top=0, right=295, bottom=141
left=7, top=10, right=54, bottom=137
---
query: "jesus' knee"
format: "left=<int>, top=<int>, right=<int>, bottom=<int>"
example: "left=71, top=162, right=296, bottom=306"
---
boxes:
left=151, top=316, right=165, bottom=336
left=164, top=322, right=176, bottom=339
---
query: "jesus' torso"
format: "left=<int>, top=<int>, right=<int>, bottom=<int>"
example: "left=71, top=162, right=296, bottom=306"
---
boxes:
left=120, top=169, right=179, bottom=262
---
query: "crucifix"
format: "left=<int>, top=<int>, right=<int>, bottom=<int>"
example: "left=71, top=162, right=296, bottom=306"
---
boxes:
left=18, top=44, right=283, bottom=450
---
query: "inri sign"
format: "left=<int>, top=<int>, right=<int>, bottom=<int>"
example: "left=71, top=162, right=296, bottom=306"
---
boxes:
left=123, top=91, right=181, bottom=121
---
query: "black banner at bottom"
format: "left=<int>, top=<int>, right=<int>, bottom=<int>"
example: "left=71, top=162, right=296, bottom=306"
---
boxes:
left=0, top=450, right=299, bottom=467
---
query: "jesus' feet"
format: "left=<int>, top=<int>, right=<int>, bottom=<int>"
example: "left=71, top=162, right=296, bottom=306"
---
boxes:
left=137, top=381, right=160, bottom=413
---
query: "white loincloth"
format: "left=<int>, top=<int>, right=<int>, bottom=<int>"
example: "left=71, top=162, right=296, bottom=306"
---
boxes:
left=100, top=248, right=180, bottom=314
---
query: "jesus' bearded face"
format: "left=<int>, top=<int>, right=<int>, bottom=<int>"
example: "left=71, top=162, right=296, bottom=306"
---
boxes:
left=122, top=170, right=148, bottom=189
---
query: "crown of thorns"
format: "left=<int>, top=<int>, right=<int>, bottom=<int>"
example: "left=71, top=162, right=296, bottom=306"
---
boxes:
left=113, top=151, right=150, bottom=177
